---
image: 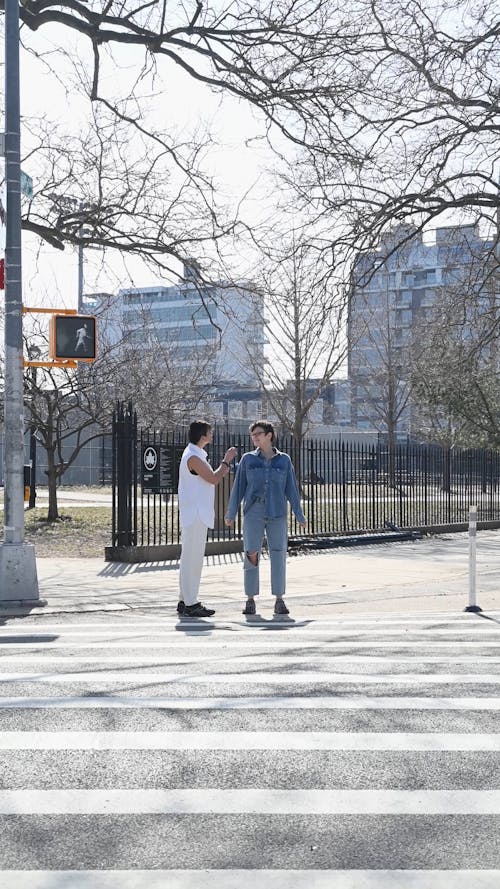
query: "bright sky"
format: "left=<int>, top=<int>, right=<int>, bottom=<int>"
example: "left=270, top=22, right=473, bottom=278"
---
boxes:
left=16, top=21, right=279, bottom=310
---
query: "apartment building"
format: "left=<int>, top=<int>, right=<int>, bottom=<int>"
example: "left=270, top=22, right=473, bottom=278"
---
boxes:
left=347, top=222, right=496, bottom=435
left=88, top=262, right=266, bottom=391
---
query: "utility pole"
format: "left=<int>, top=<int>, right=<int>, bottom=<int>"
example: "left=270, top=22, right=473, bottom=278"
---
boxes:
left=27, top=345, right=41, bottom=510
left=78, top=240, right=84, bottom=313
left=0, top=0, right=41, bottom=604
left=49, top=194, right=88, bottom=312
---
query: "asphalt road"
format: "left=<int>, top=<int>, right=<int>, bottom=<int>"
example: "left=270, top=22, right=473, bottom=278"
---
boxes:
left=0, top=609, right=500, bottom=887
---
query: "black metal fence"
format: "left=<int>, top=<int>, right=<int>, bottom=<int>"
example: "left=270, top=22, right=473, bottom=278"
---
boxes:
left=110, top=403, right=500, bottom=552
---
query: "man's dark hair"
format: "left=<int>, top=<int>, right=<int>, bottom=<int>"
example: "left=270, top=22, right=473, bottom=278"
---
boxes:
left=189, top=420, right=212, bottom=444
left=249, top=420, right=275, bottom=443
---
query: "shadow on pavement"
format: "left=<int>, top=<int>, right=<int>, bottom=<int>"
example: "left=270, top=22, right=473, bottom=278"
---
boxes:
left=175, top=620, right=216, bottom=633
left=99, top=562, right=178, bottom=577
left=242, top=615, right=318, bottom=630
left=0, top=605, right=48, bottom=624
left=476, top=612, right=500, bottom=625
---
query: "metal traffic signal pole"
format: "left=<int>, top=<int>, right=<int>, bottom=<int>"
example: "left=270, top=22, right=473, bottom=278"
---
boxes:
left=0, top=0, right=40, bottom=604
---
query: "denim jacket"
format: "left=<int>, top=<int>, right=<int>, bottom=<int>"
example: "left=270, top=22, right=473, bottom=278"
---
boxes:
left=225, top=448, right=306, bottom=523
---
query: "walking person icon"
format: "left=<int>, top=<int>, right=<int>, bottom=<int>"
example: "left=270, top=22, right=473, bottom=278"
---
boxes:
left=75, top=323, right=90, bottom=353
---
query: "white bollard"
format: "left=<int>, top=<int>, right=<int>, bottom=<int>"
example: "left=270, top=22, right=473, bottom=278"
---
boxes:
left=464, top=504, right=482, bottom=613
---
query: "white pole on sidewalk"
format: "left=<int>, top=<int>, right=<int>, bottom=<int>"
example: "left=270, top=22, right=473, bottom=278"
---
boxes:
left=464, top=504, right=482, bottom=613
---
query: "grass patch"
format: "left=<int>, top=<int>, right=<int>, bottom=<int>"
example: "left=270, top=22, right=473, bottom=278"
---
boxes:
left=0, top=507, right=112, bottom=558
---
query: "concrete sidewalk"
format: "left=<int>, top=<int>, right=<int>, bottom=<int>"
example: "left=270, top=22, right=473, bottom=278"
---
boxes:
left=3, top=529, right=499, bottom=618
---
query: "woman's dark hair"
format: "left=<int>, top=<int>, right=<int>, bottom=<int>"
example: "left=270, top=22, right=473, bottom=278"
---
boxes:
left=249, top=420, right=275, bottom=443
left=189, top=420, right=212, bottom=444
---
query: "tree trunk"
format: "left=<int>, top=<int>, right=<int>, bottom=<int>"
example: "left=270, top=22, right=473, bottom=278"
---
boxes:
left=46, top=454, right=59, bottom=521
left=442, top=446, right=451, bottom=495
left=388, top=425, right=397, bottom=488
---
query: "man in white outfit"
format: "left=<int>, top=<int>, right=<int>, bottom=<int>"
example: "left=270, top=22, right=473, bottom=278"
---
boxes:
left=177, top=420, right=237, bottom=618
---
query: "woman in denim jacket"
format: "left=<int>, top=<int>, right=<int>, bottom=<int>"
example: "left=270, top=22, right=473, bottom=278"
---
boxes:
left=225, top=420, right=306, bottom=617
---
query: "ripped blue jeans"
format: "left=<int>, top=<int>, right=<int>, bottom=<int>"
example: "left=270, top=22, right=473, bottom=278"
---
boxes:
left=243, top=499, right=288, bottom=598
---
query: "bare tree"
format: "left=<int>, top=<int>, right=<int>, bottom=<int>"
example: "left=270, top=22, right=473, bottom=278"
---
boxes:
left=22, top=302, right=219, bottom=518
left=411, top=244, right=500, bottom=447
left=2, top=0, right=378, bottom=283
left=245, top=233, right=348, bottom=445
left=13, top=0, right=363, bottom=149
left=413, top=347, right=500, bottom=449
left=20, top=104, right=237, bottom=289
left=108, top=333, right=221, bottom=430
left=7, top=0, right=499, bottom=473
left=0, top=1, right=496, bottom=282
left=23, top=340, right=115, bottom=521
left=349, top=260, right=414, bottom=474
left=279, top=0, right=499, bottom=262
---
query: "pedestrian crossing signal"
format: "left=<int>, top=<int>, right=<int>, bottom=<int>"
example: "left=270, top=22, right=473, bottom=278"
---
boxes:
left=49, top=314, right=97, bottom=362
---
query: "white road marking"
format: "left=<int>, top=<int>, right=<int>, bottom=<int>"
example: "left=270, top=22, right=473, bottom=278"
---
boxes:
left=1, top=627, right=498, bottom=636
left=1, top=615, right=496, bottom=631
left=2, top=670, right=500, bottom=684
left=1, top=872, right=500, bottom=889
left=0, top=730, right=499, bottom=751
left=3, top=788, right=500, bottom=814
left=0, top=694, right=499, bottom=710
left=1, top=654, right=499, bottom=664
left=2, top=639, right=500, bottom=649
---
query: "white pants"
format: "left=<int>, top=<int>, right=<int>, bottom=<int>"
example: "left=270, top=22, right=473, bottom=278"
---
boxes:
left=179, top=517, right=208, bottom=606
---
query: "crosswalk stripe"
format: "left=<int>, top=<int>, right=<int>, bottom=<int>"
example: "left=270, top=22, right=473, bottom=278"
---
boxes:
left=1, top=730, right=499, bottom=750
left=3, top=639, right=500, bottom=649
left=1, top=626, right=498, bottom=636
left=1, top=694, right=499, bottom=709
left=3, top=788, right=500, bottom=814
left=1, top=615, right=496, bottom=630
left=2, top=670, right=500, bottom=684
left=1, top=871, right=500, bottom=889
left=1, top=654, right=500, bottom=664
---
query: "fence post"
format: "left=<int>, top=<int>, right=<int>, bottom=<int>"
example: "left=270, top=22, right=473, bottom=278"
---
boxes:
left=308, top=440, right=316, bottom=535
left=340, top=441, right=348, bottom=531
left=113, top=401, right=137, bottom=547
left=214, top=431, right=232, bottom=538
left=464, top=504, right=482, bottom=613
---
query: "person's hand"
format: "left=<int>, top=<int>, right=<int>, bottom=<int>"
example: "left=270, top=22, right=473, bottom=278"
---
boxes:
left=225, top=518, right=234, bottom=527
left=298, top=520, right=307, bottom=529
left=224, top=446, right=238, bottom=463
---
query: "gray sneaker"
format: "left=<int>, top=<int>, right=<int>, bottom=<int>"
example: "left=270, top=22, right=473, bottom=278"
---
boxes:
left=243, top=597, right=256, bottom=615
left=274, top=597, right=289, bottom=616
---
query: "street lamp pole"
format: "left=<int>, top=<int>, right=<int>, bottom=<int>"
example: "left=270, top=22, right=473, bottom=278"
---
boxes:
left=78, top=240, right=84, bottom=313
left=28, top=384, right=37, bottom=510
left=49, top=194, right=88, bottom=311
left=27, top=345, right=41, bottom=510
left=0, top=0, right=40, bottom=603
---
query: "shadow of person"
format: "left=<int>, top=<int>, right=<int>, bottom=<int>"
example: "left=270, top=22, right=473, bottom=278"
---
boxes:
left=243, top=613, right=296, bottom=628
left=175, top=619, right=216, bottom=633
left=243, top=612, right=265, bottom=624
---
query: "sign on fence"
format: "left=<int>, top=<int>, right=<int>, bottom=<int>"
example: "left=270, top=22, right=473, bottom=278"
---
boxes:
left=141, top=443, right=176, bottom=494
